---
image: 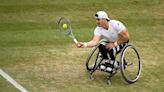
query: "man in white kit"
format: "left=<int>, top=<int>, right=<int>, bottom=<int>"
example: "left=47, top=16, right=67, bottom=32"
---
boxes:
left=77, top=11, right=129, bottom=73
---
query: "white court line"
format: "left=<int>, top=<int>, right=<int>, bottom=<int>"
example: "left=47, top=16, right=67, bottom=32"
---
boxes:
left=0, top=68, right=28, bottom=92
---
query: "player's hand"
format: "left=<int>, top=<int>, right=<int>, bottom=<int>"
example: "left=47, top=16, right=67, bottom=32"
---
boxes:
left=105, top=43, right=115, bottom=50
left=76, top=42, right=84, bottom=48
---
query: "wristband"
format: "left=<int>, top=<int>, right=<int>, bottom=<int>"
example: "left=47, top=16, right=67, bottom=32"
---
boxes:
left=83, top=42, right=88, bottom=48
left=114, top=41, right=118, bottom=46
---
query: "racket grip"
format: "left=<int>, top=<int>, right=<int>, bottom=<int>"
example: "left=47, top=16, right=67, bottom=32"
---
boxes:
left=73, top=38, right=78, bottom=44
left=73, top=38, right=81, bottom=47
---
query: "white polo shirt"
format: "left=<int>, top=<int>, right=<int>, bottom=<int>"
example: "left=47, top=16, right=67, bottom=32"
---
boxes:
left=94, top=20, right=126, bottom=42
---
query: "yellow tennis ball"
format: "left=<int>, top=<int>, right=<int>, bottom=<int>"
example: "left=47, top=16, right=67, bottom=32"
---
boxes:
left=62, top=24, right=68, bottom=29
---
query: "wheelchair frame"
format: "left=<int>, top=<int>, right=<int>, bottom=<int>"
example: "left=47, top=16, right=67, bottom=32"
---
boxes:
left=85, top=40, right=142, bottom=85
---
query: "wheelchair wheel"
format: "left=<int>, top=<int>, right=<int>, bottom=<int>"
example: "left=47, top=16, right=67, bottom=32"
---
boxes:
left=120, top=44, right=142, bottom=83
left=86, top=44, right=103, bottom=71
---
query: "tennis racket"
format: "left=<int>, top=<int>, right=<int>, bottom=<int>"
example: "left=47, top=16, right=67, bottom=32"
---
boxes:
left=57, top=17, right=78, bottom=44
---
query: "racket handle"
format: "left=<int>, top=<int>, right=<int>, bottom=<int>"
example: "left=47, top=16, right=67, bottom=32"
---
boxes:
left=73, top=38, right=81, bottom=47
left=73, top=38, right=78, bottom=44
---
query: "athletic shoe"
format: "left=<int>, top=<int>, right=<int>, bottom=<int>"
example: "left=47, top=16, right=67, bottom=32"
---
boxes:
left=100, top=64, right=106, bottom=71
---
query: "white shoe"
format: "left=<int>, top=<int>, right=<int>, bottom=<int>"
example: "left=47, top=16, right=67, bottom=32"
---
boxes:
left=106, top=67, right=112, bottom=72
left=100, top=65, right=106, bottom=70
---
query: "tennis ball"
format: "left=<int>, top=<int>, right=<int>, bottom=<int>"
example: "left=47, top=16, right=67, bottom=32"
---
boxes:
left=62, top=24, right=68, bottom=29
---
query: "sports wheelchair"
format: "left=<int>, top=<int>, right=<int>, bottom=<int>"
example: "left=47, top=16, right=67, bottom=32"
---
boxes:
left=86, top=39, right=142, bottom=85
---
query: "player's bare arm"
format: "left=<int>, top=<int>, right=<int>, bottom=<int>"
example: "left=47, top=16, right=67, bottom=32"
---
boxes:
left=105, top=29, right=129, bottom=49
left=77, top=35, right=100, bottom=48
left=117, top=29, right=129, bottom=44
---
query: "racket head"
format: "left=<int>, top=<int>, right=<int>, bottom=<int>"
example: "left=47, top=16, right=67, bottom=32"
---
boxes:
left=57, top=17, right=72, bottom=36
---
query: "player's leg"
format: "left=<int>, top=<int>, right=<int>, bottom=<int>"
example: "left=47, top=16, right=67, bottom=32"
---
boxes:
left=98, top=44, right=116, bottom=72
left=107, top=42, right=129, bottom=73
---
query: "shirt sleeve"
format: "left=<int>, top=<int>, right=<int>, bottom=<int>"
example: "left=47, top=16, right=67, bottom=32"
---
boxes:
left=94, top=27, right=101, bottom=36
left=111, top=20, right=126, bottom=33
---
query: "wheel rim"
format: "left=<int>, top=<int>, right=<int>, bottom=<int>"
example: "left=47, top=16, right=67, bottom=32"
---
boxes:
left=120, top=45, right=142, bottom=83
left=86, top=46, right=103, bottom=71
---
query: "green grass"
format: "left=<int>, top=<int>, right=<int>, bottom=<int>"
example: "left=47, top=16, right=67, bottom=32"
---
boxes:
left=0, top=0, right=164, bottom=92
left=0, top=76, right=18, bottom=92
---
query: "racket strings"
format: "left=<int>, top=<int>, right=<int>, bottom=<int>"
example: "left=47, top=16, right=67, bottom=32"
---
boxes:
left=57, top=17, right=78, bottom=44
left=58, top=18, right=71, bottom=35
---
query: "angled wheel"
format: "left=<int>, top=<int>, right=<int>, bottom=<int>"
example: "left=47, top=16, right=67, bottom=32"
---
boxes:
left=86, top=44, right=103, bottom=71
left=120, top=45, right=142, bottom=83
